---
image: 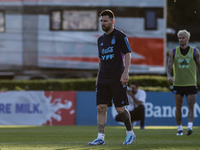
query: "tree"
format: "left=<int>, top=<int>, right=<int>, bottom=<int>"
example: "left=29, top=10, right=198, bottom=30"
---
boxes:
left=167, top=0, right=200, bottom=27
left=167, top=0, right=200, bottom=41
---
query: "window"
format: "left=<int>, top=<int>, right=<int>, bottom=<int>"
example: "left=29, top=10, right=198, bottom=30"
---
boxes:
left=0, top=11, right=5, bottom=32
left=145, top=10, right=157, bottom=30
left=50, top=10, right=98, bottom=31
left=51, top=11, right=62, bottom=30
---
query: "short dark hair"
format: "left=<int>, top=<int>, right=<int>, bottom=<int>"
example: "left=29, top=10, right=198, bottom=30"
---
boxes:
left=130, top=81, right=139, bottom=87
left=100, top=9, right=114, bottom=19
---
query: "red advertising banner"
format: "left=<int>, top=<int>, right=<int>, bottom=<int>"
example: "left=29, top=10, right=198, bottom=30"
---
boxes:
left=43, top=91, right=76, bottom=126
left=0, top=91, right=76, bottom=126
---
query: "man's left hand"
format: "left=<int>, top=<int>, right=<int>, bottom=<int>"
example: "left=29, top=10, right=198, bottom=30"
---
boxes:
left=121, top=72, right=129, bottom=85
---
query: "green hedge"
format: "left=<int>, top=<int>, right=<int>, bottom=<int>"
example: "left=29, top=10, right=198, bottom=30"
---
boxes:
left=0, top=75, right=171, bottom=91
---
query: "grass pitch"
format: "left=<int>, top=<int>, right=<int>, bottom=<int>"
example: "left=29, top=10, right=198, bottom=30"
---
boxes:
left=0, top=126, right=199, bottom=150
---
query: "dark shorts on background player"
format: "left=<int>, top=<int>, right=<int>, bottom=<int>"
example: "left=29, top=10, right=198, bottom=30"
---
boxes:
left=172, top=86, right=198, bottom=96
left=96, top=83, right=129, bottom=107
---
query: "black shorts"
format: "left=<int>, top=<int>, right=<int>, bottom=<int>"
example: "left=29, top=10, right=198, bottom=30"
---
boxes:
left=96, top=83, right=129, bottom=107
left=172, top=86, right=198, bottom=96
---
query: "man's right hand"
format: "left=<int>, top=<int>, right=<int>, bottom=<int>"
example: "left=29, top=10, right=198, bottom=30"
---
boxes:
left=168, top=76, right=174, bottom=83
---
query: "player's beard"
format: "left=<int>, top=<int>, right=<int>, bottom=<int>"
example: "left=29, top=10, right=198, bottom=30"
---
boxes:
left=179, top=41, right=187, bottom=47
left=101, top=25, right=111, bottom=32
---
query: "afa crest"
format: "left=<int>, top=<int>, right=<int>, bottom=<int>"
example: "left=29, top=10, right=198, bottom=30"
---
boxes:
left=111, top=36, right=116, bottom=44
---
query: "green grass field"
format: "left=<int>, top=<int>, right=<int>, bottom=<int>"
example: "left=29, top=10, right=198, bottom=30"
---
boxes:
left=0, top=126, right=199, bottom=150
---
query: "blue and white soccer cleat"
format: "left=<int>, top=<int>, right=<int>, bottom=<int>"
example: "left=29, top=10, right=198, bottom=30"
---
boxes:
left=123, top=134, right=136, bottom=145
left=186, top=128, right=193, bottom=135
left=88, top=138, right=105, bottom=145
left=176, top=130, right=183, bottom=136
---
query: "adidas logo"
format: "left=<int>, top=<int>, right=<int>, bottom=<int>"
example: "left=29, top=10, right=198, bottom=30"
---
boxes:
left=181, top=59, right=188, bottom=65
left=123, top=84, right=127, bottom=88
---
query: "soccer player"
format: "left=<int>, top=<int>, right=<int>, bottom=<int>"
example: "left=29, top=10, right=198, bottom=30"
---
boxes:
left=88, top=9, right=135, bottom=145
left=167, top=29, right=200, bottom=136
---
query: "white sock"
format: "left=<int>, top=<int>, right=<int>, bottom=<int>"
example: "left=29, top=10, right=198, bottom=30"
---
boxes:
left=177, top=125, right=183, bottom=131
left=98, top=133, right=105, bottom=140
left=188, top=122, right=193, bottom=129
left=126, top=130, right=134, bottom=135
